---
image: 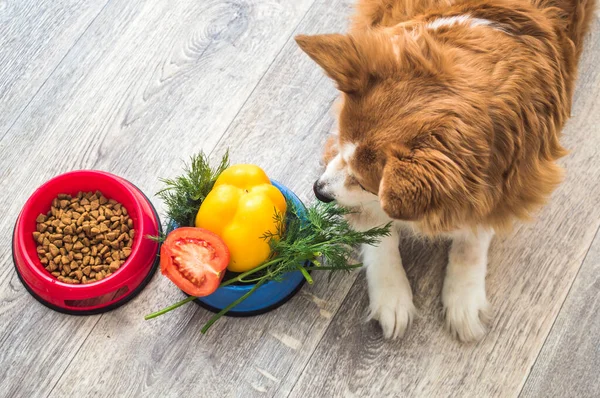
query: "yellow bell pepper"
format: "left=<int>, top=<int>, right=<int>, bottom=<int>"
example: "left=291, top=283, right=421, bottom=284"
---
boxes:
left=195, top=164, right=287, bottom=272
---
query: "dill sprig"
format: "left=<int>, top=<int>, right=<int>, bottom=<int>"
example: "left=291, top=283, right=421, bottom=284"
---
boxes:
left=156, top=151, right=229, bottom=227
left=145, top=198, right=391, bottom=332
left=261, top=202, right=391, bottom=279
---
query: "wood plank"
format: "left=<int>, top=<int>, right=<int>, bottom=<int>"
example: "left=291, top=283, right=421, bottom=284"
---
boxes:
left=44, top=0, right=357, bottom=397
left=0, top=0, right=109, bottom=138
left=287, top=16, right=600, bottom=398
left=520, top=228, right=600, bottom=398
left=0, top=0, right=321, bottom=396
left=0, top=2, right=110, bottom=397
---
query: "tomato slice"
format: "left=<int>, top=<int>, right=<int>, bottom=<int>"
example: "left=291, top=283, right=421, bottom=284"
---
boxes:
left=160, top=227, right=230, bottom=297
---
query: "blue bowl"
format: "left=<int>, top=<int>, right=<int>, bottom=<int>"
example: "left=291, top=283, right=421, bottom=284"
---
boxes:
left=167, top=180, right=309, bottom=317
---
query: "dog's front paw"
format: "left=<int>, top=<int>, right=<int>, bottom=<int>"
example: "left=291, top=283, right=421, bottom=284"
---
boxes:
left=442, top=279, right=491, bottom=342
left=368, top=289, right=416, bottom=339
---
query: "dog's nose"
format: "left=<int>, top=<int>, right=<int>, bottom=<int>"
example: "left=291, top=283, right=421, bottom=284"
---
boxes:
left=313, top=180, right=334, bottom=203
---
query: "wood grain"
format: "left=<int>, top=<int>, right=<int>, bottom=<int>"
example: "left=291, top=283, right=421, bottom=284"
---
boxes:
left=46, top=0, right=356, bottom=396
left=0, top=1, right=598, bottom=397
left=287, top=16, right=600, bottom=398
left=0, top=0, right=320, bottom=396
left=0, top=2, right=110, bottom=397
left=520, top=229, right=600, bottom=398
left=0, top=0, right=109, bottom=138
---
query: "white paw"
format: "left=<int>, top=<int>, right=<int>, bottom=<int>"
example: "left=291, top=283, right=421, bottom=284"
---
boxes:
left=442, top=280, right=491, bottom=342
left=367, top=288, right=416, bottom=339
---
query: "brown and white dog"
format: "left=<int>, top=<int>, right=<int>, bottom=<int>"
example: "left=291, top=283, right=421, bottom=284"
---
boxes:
left=296, top=0, right=595, bottom=341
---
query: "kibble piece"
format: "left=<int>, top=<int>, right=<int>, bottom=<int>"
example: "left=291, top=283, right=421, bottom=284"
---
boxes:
left=48, top=244, right=59, bottom=257
left=35, top=192, right=134, bottom=284
left=109, top=261, right=120, bottom=272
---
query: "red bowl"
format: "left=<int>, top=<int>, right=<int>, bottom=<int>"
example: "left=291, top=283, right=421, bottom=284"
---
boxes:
left=12, top=170, right=161, bottom=314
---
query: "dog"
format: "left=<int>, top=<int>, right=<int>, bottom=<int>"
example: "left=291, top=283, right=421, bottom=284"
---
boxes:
left=296, top=0, right=595, bottom=341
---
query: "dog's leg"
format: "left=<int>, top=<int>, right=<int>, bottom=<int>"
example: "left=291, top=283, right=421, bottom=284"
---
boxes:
left=364, top=229, right=416, bottom=339
left=443, top=227, right=494, bottom=342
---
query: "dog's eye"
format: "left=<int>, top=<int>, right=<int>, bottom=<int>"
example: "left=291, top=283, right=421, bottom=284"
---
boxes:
left=357, top=182, right=368, bottom=191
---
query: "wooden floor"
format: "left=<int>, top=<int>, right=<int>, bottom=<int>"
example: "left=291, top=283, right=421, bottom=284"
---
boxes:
left=1, top=1, right=598, bottom=397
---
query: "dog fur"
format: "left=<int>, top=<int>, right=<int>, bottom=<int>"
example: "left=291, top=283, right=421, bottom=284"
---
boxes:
left=296, top=0, right=595, bottom=341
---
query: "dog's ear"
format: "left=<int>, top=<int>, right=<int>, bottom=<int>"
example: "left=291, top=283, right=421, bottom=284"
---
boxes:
left=378, top=145, right=468, bottom=221
left=378, top=147, right=432, bottom=221
left=295, top=34, right=366, bottom=93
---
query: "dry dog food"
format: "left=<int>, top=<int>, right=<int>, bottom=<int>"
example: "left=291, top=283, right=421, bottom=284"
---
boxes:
left=33, top=191, right=135, bottom=284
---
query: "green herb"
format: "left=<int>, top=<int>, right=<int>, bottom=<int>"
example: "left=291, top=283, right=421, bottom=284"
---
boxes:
left=145, top=232, right=167, bottom=243
left=145, top=200, right=391, bottom=332
left=156, top=151, right=229, bottom=227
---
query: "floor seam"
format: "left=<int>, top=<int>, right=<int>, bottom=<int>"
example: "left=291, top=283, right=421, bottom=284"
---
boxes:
left=44, top=314, right=104, bottom=398
left=0, top=0, right=113, bottom=143
left=207, top=0, right=319, bottom=159
left=517, top=221, right=600, bottom=398
left=284, top=274, right=363, bottom=398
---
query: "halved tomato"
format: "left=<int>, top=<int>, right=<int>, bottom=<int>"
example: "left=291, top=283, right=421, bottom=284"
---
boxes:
left=160, top=227, right=230, bottom=297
